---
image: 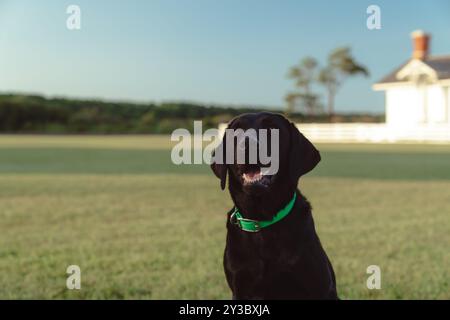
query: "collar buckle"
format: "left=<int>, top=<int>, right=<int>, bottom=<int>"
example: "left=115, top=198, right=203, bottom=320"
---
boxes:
left=238, top=217, right=261, bottom=232
left=230, top=210, right=262, bottom=232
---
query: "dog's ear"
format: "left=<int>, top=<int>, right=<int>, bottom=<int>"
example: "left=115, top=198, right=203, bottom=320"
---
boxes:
left=210, top=141, right=228, bottom=190
left=210, top=118, right=236, bottom=190
left=288, top=122, right=321, bottom=183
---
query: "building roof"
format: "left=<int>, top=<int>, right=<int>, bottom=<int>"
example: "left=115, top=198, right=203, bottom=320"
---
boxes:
left=426, top=55, right=450, bottom=80
left=376, top=55, right=450, bottom=84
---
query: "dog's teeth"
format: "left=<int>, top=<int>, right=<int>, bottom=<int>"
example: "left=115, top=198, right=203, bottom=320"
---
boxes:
left=243, top=172, right=263, bottom=183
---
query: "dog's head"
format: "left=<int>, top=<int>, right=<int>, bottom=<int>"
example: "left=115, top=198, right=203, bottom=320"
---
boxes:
left=211, top=112, right=320, bottom=195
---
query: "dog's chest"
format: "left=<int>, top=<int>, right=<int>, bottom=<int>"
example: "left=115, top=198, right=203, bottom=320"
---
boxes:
left=226, top=231, right=301, bottom=277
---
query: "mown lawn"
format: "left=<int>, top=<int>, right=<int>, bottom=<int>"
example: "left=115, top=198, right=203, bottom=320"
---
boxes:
left=0, top=135, right=448, bottom=299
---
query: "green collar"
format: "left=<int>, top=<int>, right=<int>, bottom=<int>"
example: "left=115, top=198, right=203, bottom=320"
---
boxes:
left=230, top=193, right=297, bottom=232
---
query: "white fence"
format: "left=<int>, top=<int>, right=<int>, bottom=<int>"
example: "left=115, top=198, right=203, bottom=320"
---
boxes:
left=296, top=123, right=450, bottom=143
left=219, top=123, right=450, bottom=144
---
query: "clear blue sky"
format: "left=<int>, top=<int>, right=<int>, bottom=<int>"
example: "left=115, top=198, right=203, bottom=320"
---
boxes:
left=1, top=0, right=449, bottom=113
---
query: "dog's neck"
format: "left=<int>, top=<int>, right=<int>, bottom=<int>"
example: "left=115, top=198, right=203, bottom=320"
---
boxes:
left=229, top=178, right=297, bottom=221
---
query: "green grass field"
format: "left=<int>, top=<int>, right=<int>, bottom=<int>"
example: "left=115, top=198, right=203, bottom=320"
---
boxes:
left=0, top=135, right=448, bottom=299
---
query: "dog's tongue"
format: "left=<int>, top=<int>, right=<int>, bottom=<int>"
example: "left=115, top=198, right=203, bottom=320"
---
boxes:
left=245, top=170, right=260, bottom=179
left=243, top=168, right=263, bottom=183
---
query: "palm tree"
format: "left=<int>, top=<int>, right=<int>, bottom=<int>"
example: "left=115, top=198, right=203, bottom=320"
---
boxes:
left=286, top=57, right=321, bottom=115
left=318, top=47, right=369, bottom=117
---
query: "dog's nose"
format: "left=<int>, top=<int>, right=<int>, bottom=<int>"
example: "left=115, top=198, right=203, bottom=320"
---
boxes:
left=237, top=134, right=259, bottom=151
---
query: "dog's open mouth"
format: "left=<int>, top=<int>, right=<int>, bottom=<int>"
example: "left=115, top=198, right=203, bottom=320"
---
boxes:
left=240, top=166, right=272, bottom=188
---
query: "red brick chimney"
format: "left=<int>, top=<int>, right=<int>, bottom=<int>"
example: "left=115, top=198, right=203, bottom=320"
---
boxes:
left=411, top=30, right=430, bottom=60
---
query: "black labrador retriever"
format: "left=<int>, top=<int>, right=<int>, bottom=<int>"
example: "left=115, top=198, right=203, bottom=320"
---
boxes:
left=211, top=112, right=338, bottom=300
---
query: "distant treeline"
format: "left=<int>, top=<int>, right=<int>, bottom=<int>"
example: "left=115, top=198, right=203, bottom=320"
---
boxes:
left=0, top=94, right=383, bottom=134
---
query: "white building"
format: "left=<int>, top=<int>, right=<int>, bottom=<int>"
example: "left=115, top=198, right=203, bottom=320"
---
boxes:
left=373, top=30, right=450, bottom=128
left=293, top=30, right=450, bottom=143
